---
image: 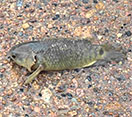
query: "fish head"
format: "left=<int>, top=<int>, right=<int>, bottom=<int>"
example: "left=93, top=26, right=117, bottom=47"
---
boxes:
left=7, top=43, right=37, bottom=72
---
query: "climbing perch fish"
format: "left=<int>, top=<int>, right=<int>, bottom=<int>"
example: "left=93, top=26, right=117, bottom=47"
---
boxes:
left=7, top=38, right=126, bottom=85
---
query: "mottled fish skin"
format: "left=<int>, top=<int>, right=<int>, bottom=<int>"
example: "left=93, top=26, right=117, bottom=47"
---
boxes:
left=7, top=38, right=126, bottom=84
left=8, top=39, right=103, bottom=70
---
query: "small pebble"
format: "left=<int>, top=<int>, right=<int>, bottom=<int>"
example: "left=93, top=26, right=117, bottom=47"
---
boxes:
left=0, top=25, right=3, bottom=29
left=88, top=84, right=92, bottom=88
left=85, top=5, right=92, bottom=9
left=20, top=88, right=24, bottom=92
left=41, top=88, right=52, bottom=103
left=82, top=26, right=92, bottom=38
left=113, top=0, right=119, bottom=3
left=117, top=74, right=126, bottom=81
left=16, top=0, right=23, bottom=7
left=86, top=75, right=92, bottom=81
left=81, top=18, right=91, bottom=25
left=93, top=87, right=100, bottom=93
left=120, top=26, right=124, bottom=29
left=87, top=101, right=93, bottom=106
left=52, top=3, right=58, bottom=7
left=68, top=110, right=77, bottom=116
left=125, top=31, right=131, bottom=37
left=66, top=93, right=73, bottom=99
left=98, top=35, right=103, bottom=40
left=52, top=14, right=60, bottom=20
left=24, top=3, right=30, bottom=8
left=71, top=98, right=78, bottom=104
left=120, top=93, right=129, bottom=101
left=42, top=0, right=49, bottom=5
left=128, top=49, right=132, bottom=52
left=93, top=0, right=98, bottom=4
left=128, top=14, right=131, bottom=16
left=56, top=84, right=67, bottom=92
left=38, top=93, right=42, bottom=97
left=95, top=2, right=105, bottom=10
left=108, top=91, right=113, bottom=96
left=61, top=93, right=66, bottom=97
left=82, top=0, right=89, bottom=4
left=34, top=106, right=40, bottom=113
left=25, top=114, right=29, bottom=117
left=117, top=33, right=122, bottom=38
left=74, top=26, right=82, bottom=36
left=30, top=20, right=37, bottom=23
left=18, top=32, right=23, bottom=36
left=85, top=9, right=96, bottom=18
left=22, top=23, right=30, bottom=29
left=105, top=101, right=121, bottom=111
left=0, top=73, right=3, bottom=78
left=104, top=28, right=109, bottom=33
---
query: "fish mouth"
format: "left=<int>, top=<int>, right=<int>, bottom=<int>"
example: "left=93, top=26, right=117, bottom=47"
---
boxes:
left=6, top=51, right=15, bottom=62
left=6, top=55, right=13, bottom=62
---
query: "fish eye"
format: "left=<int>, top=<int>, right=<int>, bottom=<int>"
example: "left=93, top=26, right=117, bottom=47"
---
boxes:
left=11, top=54, right=16, bottom=59
left=99, top=48, right=104, bottom=55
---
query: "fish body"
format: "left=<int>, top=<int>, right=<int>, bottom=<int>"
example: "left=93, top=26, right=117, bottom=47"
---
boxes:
left=7, top=38, right=126, bottom=84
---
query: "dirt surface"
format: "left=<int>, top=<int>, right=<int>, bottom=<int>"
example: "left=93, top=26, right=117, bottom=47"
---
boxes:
left=0, top=0, right=132, bottom=116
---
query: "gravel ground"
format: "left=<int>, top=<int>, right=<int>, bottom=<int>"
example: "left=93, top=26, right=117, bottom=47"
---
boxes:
left=0, top=0, right=132, bottom=116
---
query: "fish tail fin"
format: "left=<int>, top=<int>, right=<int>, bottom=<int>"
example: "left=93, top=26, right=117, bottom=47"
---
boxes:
left=101, top=44, right=127, bottom=63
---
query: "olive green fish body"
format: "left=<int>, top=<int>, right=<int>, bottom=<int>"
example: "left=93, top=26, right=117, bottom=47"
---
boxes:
left=7, top=38, right=126, bottom=84
left=36, top=39, right=104, bottom=70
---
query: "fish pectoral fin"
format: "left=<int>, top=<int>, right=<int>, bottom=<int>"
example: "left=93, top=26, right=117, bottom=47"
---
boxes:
left=24, top=64, right=44, bottom=85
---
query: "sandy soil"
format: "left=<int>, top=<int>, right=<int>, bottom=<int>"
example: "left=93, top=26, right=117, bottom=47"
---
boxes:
left=0, top=0, right=132, bottom=116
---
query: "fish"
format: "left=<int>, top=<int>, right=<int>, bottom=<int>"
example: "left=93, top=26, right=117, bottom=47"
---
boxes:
left=7, top=38, right=127, bottom=85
